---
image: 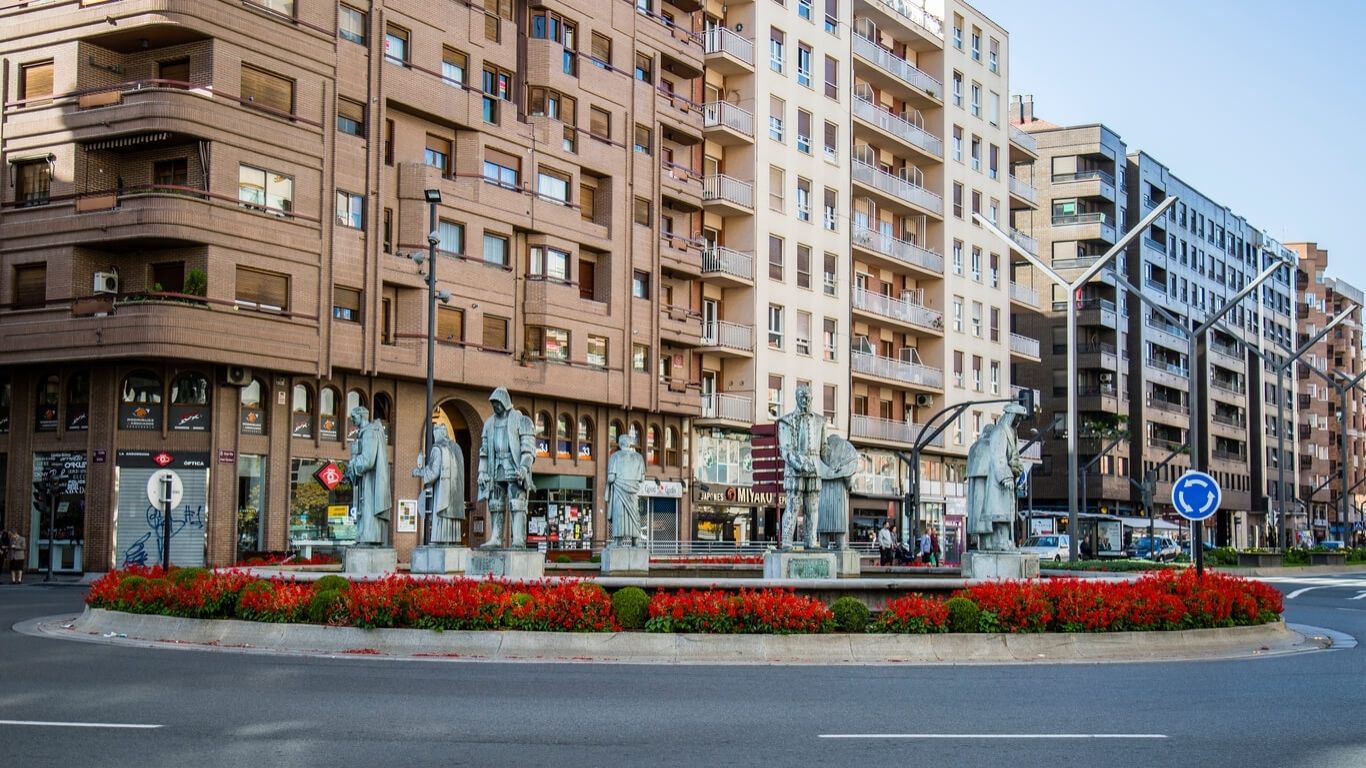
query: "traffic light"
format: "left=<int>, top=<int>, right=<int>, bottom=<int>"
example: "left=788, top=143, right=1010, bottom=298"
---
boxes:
left=1016, top=386, right=1036, bottom=415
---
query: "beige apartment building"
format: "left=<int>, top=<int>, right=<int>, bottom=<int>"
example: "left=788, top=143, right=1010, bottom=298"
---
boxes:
left=0, top=0, right=706, bottom=570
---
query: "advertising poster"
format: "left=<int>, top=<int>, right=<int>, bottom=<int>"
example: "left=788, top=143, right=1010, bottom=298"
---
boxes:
left=120, top=403, right=162, bottom=430
left=397, top=499, right=418, bottom=533
left=169, top=404, right=210, bottom=432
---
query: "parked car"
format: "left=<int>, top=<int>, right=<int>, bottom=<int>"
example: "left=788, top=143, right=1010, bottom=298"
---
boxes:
left=1319, top=540, right=1346, bottom=550
left=1129, top=536, right=1180, bottom=561
left=1020, top=534, right=1071, bottom=562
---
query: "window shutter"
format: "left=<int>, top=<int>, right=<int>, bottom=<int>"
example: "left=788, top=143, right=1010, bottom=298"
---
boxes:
left=483, top=315, right=509, bottom=350
left=240, top=65, right=293, bottom=113
left=591, top=33, right=611, bottom=63
left=14, top=264, right=46, bottom=308
left=437, top=307, right=464, bottom=342
left=589, top=107, right=609, bottom=138
left=338, top=98, right=364, bottom=124
left=20, top=61, right=53, bottom=102
left=485, top=148, right=519, bottom=172
left=236, top=267, right=289, bottom=311
left=334, top=286, right=361, bottom=314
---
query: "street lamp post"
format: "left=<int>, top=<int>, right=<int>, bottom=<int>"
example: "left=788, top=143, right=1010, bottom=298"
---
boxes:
left=413, top=189, right=444, bottom=546
left=1079, top=430, right=1128, bottom=542
left=977, top=196, right=1177, bottom=561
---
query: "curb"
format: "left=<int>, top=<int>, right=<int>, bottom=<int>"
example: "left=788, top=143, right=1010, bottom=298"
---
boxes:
left=25, top=608, right=1317, bottom=666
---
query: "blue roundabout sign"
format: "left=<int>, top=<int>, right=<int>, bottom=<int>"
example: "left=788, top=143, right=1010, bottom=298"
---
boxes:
left=1171, top=471, right=1221, bottom=522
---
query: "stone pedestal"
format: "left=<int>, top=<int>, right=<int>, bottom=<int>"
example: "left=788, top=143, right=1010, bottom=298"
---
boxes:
left=343, top=546, right=398, bottom=575
left=963, top=551, right=1039, bottom=580
left=468, top=548, right=545, bottom=579
left=410, top=545, right=471, bottom=575
left=834, top=548, right=862, bottom=578
left=764, top=550, right=838, bottom=580
left=600, top=545, right=649, bottom=575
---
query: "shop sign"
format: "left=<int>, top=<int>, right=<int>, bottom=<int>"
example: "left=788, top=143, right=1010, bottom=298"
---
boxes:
left=66, top=404, right=89, bottom=432
left=36, top=403, right=59, bottom=432
left=0, top=412, right=9, bottom=433
left=120, top=403, right=162, bottom=431
left=641, top=480, right=684, bottom=498
left=291, top=412, right=312, bottom=438
left=693, top=483, right=785, bottom=507
left=92, top=450, right=107, bottom=463
left=327, top=504, right=350, bottom=520
left=240, top=406, right=264, bottom=435
left=315, top=461, right=345, bottom=491
left=217, top=450, right=236, bottom=464
left=320, top=414, right=339, bottom=441
left=169, top=404, right=210, bottom=432
left=397, top=499, right=418, bottom=533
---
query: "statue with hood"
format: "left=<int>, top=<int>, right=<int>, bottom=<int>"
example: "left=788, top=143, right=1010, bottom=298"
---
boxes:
left=476, top=387, right=536, bottom=549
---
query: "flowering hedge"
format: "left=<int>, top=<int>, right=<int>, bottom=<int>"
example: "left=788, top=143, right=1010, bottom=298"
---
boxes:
left=648, top=556, right=764, bottom=565
left=645, top=588, right=834, bottom=634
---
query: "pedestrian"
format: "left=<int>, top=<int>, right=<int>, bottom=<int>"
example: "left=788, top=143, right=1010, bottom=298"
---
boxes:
left=877, top=521, right=894, bottom=566
left=8, top=530, right=25, bottom=584
left=919, top=529, right=932, bottom=565
left=0, top=530, right=9, bottom=581
left=929, top=529, right=941, bottom=567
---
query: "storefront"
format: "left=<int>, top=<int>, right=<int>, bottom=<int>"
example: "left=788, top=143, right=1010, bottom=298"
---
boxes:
left=287, top=457, right=355, bottom=556
left=692, top=483, right=781, bottom=545
left=641, top=479, right=683, bottom=545
left=113, top=451, right=209, bottom=568
left=527, top=474, right=595, bottom=552
left=31, top=451, right=87, bottom=573
left=851, top=448, right=903, bottom=545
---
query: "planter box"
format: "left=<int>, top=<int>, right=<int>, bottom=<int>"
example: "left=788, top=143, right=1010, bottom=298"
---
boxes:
left=1308, top=552, right=1347, bottom=566
left=1236, top=552, right=1283, bottom=568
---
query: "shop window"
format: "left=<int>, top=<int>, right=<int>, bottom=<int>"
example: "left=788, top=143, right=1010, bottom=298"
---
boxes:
left=0, top=378, right=11, bottom=434
left=169, top=371, right=209, bottom=432
left=236, top=454, right=267, bottom=561
left=608, top=419, right=623, bottom=448
left=630, top=421, right=644, bottom=449
left=557, top=413, right=573, bottom=459
left=320, top=387, right=341, bottom=441
left=60, top=373, right=87, bottom=432
left=646, top=424, right=659, bottom=465
left=291, top=383, right=314, bottom=438
left=664, top=426, right=679, bottom=466
left=577, top=416, right=594, bottom=460
left=35, top=374, right=59, bottom=432
left=120, top=370, right=163, bottom=430
left=240, top=378, right=267, bottom=435
left=289, top=457, right=354, bottom=551
left=345, top=389, right=367, bottom=440
left=373, top=392, right=393, bottom=442
left=536, top=411, right=553, bottom=458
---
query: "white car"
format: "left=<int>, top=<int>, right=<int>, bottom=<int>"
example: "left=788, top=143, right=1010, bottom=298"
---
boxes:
left=1020, top=534, right=1071, bottom=562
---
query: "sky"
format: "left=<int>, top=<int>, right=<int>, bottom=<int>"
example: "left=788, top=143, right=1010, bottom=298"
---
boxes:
left=987, top=0, right=1366, bottom=287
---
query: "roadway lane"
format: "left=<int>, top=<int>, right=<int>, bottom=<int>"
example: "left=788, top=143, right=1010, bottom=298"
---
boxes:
left=1, top=580, right=1362, bottom=768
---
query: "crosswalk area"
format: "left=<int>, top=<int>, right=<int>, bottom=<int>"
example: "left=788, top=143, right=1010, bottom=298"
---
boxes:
left=1250, top=575, right=1366, bottom=600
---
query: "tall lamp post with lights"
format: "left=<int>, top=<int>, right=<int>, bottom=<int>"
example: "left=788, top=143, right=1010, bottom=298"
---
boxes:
left=410, top=188, right=450, bottom=545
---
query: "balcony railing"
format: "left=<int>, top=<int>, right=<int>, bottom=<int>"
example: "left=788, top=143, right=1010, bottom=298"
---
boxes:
left=1146, top=357, right=1189, bottom=377
left=1212, top=379, right=1246, bottom=395
left=867, top=0, right=945, bottom=40
left=1212, top=448, right=1247, bottom=463
left=1210, top=340, right=1241, bottom=360
left=1052, top=212, right=1110, bottom=227
left=1142, top=236, right=1167, bottom=255
left=851, top=225, right=943, bottom=273
left=1148, top=437, right=1186, bottom=452
left=851, top=34, right=942, bottom=98
left=703, top=174, right=754, bottom=209
left=1021, top=442, right=1042, bottom=461
left=1147, top=398, right=1189, bottom=415
left=1212, top=411, right=1246, bottom=427
left=850, top=414, right=942, bottom=446
left=851, top=350, right=944, bottom=388
left=1009, top=333, right=1040, bottom=358
left=1008, top=124, right=1037, bottom=153
left=852, top=161, right=943, bottom=214
left=851, top=96, right=943, bottom=157
left=1009, top=228, right=1038, bottom=255
left=702, top=101, right=754, bottom=137
left=1008, top=174, right=1038, bottom=204
left=853, top=288, right=943, bottom=332
left=700, top=392, right=752, bottom=422
left=1052, top=169, right=1116, bottom=187
left=1146, top=314, right=1188, bottom=338
left=1051, top=255, right=1101, bottom=271
left=700, top=320, right=755, bottom=352
left=1009, top=282, right=1039, bottom=308
left=703, top=27, right=754, bottom=65
left=701, top=246, right=753, bottom=281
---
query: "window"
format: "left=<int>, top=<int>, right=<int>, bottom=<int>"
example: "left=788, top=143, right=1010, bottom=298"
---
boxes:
left=634, top=53, right=653, bottom=83
left=989, top=37, right=999, bottom=73
left=589, top=106, right=610, bottom=139
left=442, top=47, right=468, bottom=86
left=633, top=124, right=651, bottom=154
left=970, top=135, right=981, bottom=171
left=482, top=65, right=512, bottom=122
left=770, top=27, right=785, bottom=73
left=971, top=82, right=981, bottom=117
left=587, top=335, right=608, bottom=369
left=767, top=374, right=784, bottom=419
left=971, top=355, right=982, bottom=391
left=768, top=304, right=785, bottom=348
left=823, top=252, right=837, bottom=295
left=591, top=32, right=612, bottom=67
left=536, top=168, right=570, bottom=204
left=240, top=64, right=293, bottom=114
left=485, top=0, right=511, bottom=41
left=823, top=55, right=838, bottom=99
left=768, top=235, right=784, bottom=281
left=529, top=246, right=571, bottom=281
left=989, top=252, right=1000, bottom=288
left=151, top=261, right=185, bottom=293
left=988, top=198, right=999, bottom=225
left=633, top=196, right=651, bottom=226
left=384, top=24, right=409, bottom=63
left=823, top=187, right=837, bottom=231
left=952, top=71, right=962, bottom=107
left=952, top=182, right=963, bottom=218
left=18, top=60, right=54, bottom=105
left=952, top=240, right=963, bottom=274
left=988, top=144, right=999, bottom=180
left=238, top=164, right=293, bottom=215
left=482, top=233, right=509, bottom=266
left=952, top=126, right=963, bottom=162
left=235, top=266, right=289, bottom=312
left=337, top=98, right=365, bottom=136
left=971, top=189, right=982, bottom=220
left=483, top=314, right=509, bottom=349
left=989, top=306, right=1000, bottom=342
left=339, top=5, right=367, bottom=45
left=796, top=43, right=812, bottom=87
left=336, top=191, right=364, bottom=229
left=13, top=264, right=45, bottom=309
left=260, top=0, right=294, bottom=15
left=15, top=161, right=51, bottom=206
left=823, top=121, right=837, bottom=161
left=796, top=109, right=812, bottom=154
left=421, top=297, right=467, bottom=345
left=290, top=384, right=313, bottom=438
left=971, top=301, right=983, bottom=337
left=150, top=158, right=187, bottom=187
left=632, top=344, right=649, bottom=372
left=952, top=296, right=963, bottom=332
left=632, top=270, right=651, bottom=298
left=796, top=177, right=811, bottom=222
left=384, top=119, right=394, bottom=165
left=799, top=0, right=812, bottom=20
left=988, top=90, right=1000, bottom=126
left=425, top=135, right=451, bottom=175
left=526, top=326, right=570, bottom=362
left=970, top=246, right=982, bottom=281
left=333, top=286, right=361, bottom=322
left=769, top=165, right=785, bottom=211
left=823, top=317, right=837, bottom=361
left=952, top=14, right=963, bottom=49
left=953, top=351, right=964, bottom=387
left=970, top=27, right=981, bottom=61
left=483, top=148, right=520, bottom=188
left=381, top=287, right=396, bottom=345
left=824, top=0, right=838, bottom=34
left=769, top=95, right=785, bottom=141
left=796, top=311, right=812, bottom=355
left=436, top=219, right=464, bottom=256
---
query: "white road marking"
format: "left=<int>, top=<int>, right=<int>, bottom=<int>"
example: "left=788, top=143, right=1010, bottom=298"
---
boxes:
left=1286, top=587, right=1327, bottom=599
left=0, top=720, right=163, bottom=730
left=1350, top=591, right=1366, bottom=601
left=819, top=734, right=1168, bottom=740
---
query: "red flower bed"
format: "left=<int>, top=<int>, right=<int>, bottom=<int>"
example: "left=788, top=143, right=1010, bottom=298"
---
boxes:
left=234, top=553, right=340, bottom=567
left=646, top=588, right=834, bottom=634
left=873, top=594, right=949, bottom=633
left=648, top=555, right=764, bottom=565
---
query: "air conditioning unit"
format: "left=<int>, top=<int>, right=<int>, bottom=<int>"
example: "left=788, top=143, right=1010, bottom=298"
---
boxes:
left=914, top=394, right=934, bottom=408
left=223, top=365, right=253, bottom=387
left=93, top=272, right=119, bottom=295
left=1099, top=372, right=1114, bottom=384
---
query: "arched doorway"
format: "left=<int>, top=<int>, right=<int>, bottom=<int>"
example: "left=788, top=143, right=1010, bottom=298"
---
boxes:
left=433, top=398, right=481, bottom=544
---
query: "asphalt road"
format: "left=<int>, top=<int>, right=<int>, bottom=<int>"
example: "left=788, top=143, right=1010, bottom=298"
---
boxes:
left=1, top=574, right=1364, bottom=768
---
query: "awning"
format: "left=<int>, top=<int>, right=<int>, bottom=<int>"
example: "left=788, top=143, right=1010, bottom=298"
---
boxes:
left=1115, top=516, right=1179, bottom=531
left=84, top=132, right=172, bottom=150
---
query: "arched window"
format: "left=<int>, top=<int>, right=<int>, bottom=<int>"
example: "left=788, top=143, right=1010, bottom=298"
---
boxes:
left=36, top=374, right=59, bottom=432
left=535, top=411, right=553, bottom=458
left=664, top=426, right=679, bottom=466
left=608, top=419, right=623, bottom=449
left=345, top=389, right=366, bottom=440
left=291, top=383, right=313, bottom=438
left=372, top=392, right=393, bottom=443
left=0, top=378, right=11, bottom=434
left=556, top=413, right=573, bottom=459
left=646, top=424, right=659, bottom=466
left=168, top=371, right=210, bottom=432
left=319, top=386, right=341, bottom=441
left=577, top=416, right=594, bottom=460
left=240, top=379, right=267, bottom=435
left=120, top=370, right=163, bottom=430
left=630, top=421, right=644, bottom=452
left=66, top=373, right=90, bottom=432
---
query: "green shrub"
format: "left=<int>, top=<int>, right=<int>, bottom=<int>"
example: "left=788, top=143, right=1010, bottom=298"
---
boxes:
left=235, top=580, right=275, bottom=616
left=611, top=587, right=651, bottom=630
left=184, top=268, right=207, bottom=296
left=554, top=554, right=573, bottom=564
left=945, top=596, right=981, bottom=633
left=589, top=554, right=601, bottom=564
left=312, top=575, right=351, bottom=593
left=831, top=597, right=869, bottom=633
left=1206, top=547, right=1239, bottom=566
left=307, top=589, right=348, bottom=624
left=168, top=567, right=208, bottom=586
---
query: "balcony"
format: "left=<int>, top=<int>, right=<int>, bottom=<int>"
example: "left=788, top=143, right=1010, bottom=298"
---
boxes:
left=1008, top=175, right=1039, bottom=207
left=1008, top=124, right=1038, bottom=157
left=701, top=246, right=754, bottom=285
left=864, top=0, right=946, bottom=47
left=1212, top=379, right=1246, bottom=396
left=1212, top=448, right=1248, bottom=464
left=851, top=350, right=944, bottom=389
left=1146, top=357, right=1189, bottom=378
left=1009, top=282, right=1040, bottom=309
left=1009, top=333, right=1041, bottom=360
left=852, top=288, right=943, bottom=334
left=851, top=34, right=942, bottom=103
left=1051, top=212, right=1117, bottom=243
left=1009, top=228, right=1038, bottom=255
left=852, top=161, right=943, bottom=216
left=851, top=96, right=943, bottom=159
left=699, top=392, right=753, bottom=424
left=702, top=27, right=754, bottom=74
left=702, top=101, right=755, bottom=144
left=850, top=414, right=942, bottom=447
left=1143, top=236, right=1167, bottom=256
left=1210, top=339, right=1242, bottom=363
left=851, top=225, right=943, bottom=275
left=1147, top=398, right=1189, bottom=416
left=1146, top=313, right=1188, bottom=341
left=1212, top=411, right=1247, bottom=428
left=702, top=174, right=754, bottom=215
left=700, top=320, right=755, bottom=354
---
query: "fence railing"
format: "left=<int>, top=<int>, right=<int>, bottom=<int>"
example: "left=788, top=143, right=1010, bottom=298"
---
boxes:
left=703, top=27, right=754, bottom=65
left=699, top=392, right=752, bottom=421
left=1009, top=332, right=1040, bottom=357
left=701, top=246, right=753, bottom=280
left=851, top=350, right=944, bottom=388
left=1009, top=282, right=1039, bottom=307
left=701, top=320, right=755, bottom=352
left=851, top=225, right=943, bottom=272
left=851, top=34, right=942, bottom=98
left=1008, top=174, right=1038, bottom=204
left=852, top=161, right=944, bottom=214
left=703, top=174, right=754, bottom=209
left=852, top=288, right=943, bottom=332
left=702, top=100, right=754, bottom=137
left=851, top=96, right=943, bottom=157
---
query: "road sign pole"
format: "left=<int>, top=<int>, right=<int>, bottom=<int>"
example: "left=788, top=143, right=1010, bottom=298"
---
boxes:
left=162, top=475, right=173, bottom=572
left=45, top=477, right=57, bottom=583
